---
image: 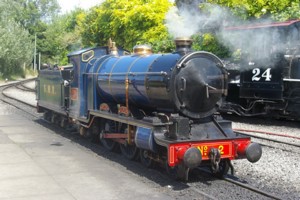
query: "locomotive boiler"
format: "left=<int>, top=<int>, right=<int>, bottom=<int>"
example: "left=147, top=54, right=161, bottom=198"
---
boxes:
left=96, top=39, right=226, bottom=119
left=36, top=38, right=262, bottom=180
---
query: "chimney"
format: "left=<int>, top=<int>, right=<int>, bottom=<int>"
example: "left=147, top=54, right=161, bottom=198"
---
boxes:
left=174, top=37, right=193, bottom=54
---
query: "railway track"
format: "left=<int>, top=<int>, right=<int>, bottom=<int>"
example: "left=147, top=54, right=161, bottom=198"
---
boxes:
left=0, top=78, right=37, bottom=117
left=222, top=175, right=281, bottom=200
left=188, top=167, right=282, bottom=200
left=15, top=83, right=35, bottom=92
left=222, top=115, right=300, bottom=151
left=232, top=128, right=300, bottom=156
left=236, top=130, right=300, bottom=148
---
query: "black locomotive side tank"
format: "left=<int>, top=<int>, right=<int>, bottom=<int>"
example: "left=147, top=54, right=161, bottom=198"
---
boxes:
left=96, top=41, right=227, bottom=119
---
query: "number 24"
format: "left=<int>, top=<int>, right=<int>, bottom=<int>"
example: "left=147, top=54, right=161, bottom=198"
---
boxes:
left=252, top=68, right=272, bottom=81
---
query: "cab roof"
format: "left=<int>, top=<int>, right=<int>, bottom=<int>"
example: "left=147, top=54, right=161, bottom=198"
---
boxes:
left=67, top=47, right=107, bottom=57
left=225, top=19, right=300, bottom=31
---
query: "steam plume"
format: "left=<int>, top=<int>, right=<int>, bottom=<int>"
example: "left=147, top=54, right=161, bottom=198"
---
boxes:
left=165, top=2, right=294, bottom=71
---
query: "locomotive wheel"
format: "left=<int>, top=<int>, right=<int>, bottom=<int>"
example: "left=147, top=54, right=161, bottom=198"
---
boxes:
left=43, top=111, right=51, bottom=122
left=118, top=118, right=139, bottom=160
left=50, top=113, right=56, bottom=124
left=120, top=142, right=139, bottom=160
left=166, top=162, right=189, bottom=181
left=89, top=124, right=100, bottom=143
left=79, top=126, right=88, bottom=137
left=140, top=149, right=153, bottom=168
left=101, top=138, right=117, bottom=151
left=100, top=120, right=118, bottom=151
left=212, top=159, right=230, bottom=178
left=60, top=118, right=68, bottom=128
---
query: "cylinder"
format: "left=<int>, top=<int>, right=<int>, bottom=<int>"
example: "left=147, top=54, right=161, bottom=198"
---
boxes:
left=134, top=127, right=156, bottom=152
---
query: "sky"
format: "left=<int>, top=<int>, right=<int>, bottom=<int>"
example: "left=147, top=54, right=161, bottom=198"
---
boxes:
left=58, top=0, right=175, bottom=14
left=58, top=0, right=104, bottom=13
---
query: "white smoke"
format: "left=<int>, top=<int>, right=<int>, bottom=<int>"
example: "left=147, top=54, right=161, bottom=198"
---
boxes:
left=165, top=6, right=200, bottom=38
left=218, top=17, right=294, bottom=71
left=164, top=2, right=295, bottom=71
left=165, top=3, right=231, bottom=38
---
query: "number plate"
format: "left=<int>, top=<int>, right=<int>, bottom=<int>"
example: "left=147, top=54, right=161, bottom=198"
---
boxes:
left=192, top=142, right=233, bottom=159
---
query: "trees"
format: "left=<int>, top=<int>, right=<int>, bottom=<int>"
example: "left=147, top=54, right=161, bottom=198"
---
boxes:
left=13, top=0, right=60, bottom=33
left=80, top=0, right=173, bottom=52
left=206, top=0, right=300, bottom=21
left=14, top=0, right=61, bottom=65
left=45, top=9, right=86, bottom=65
left=0, top=1, right=34, bottom=78
left=0, top=0, right=62, bottom=78
left=173, top=0, right=300, bottom=58
left=0, top=22, right=33, bottom=78
left=2, top=0, right=298, bottom=78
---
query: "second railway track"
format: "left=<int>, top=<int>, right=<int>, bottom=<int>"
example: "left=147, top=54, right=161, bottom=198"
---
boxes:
left=0, top=78, right=37, bottom=116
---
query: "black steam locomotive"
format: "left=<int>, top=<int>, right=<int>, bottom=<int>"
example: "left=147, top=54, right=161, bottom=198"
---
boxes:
left=36, top=38, right=261, bottom=181
left=220, top=20, right=300, bottom=120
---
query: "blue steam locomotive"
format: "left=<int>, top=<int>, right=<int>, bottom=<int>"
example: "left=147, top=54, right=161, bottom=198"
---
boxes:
left=36, top=38, right=262, bottom=180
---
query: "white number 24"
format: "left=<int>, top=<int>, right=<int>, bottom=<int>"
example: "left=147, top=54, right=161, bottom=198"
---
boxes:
left=252, top=68, right=272, bottom=81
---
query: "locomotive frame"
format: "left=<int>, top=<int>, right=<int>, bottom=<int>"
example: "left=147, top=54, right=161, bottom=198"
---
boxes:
left=36, top=38, right=262, bottom=181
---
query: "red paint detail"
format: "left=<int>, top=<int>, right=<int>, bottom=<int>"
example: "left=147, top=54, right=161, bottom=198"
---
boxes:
left=169, top=146, right=175, bottom=166
left=236, top=140, right=251, bottom=158
left=70, top=88, right=78, bottom=100
left=118, top=106, right=129, bottom=116
left=177, top=147, right=188, bottom=160
left=167, top=138, right=251, bottom=167
left=102, top=133, right=128, bottom=139
left=225, top=19, right=300, bottom=31
left=100, top=103, right=110, bottom=111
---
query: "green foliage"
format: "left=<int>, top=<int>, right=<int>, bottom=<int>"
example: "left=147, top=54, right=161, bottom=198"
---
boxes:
left=176, top=0, right=300, bottom=58
left=12, top=0, right=61, bottom=66
left=14, top=0, right=60, bottom=30
left=0, top=19, right=33, bottom=78
left=57, top=10, right=86, bottom=64
left=0, top=0, right=60, bottom=78
left=272, top=2, right=300, bottom=21
left=80, top=0, right=173, bottom=52
left=207, top=0, right=300, bottom=21
left=3, top=0, right=298, bottom=75
left=42, top=9, right=85, bottom=65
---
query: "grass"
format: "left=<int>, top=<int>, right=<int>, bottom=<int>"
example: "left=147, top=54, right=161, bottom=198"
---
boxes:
left=0, top=68, right=37, bottom=84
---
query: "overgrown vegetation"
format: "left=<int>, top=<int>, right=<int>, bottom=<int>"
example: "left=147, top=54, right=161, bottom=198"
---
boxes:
left=80, top=0, right=172, bottom=52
